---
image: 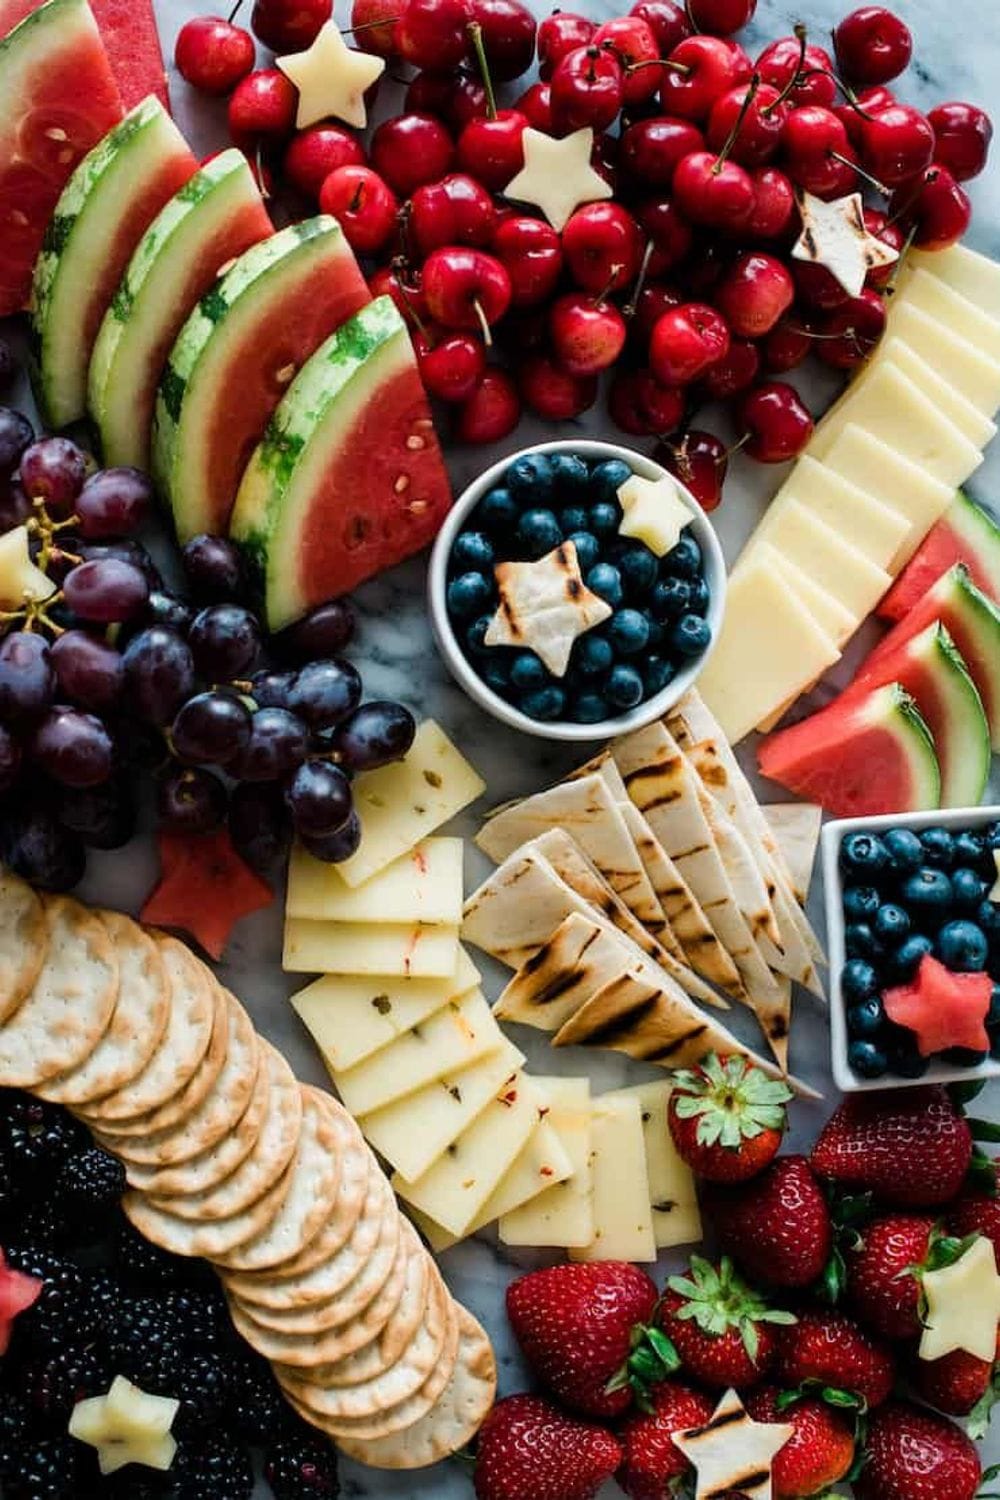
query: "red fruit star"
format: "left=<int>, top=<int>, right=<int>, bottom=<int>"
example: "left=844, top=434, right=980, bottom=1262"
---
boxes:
left=141, top=829, right=273, bottom=961
left=883, top=954, right=991, bottom=1057
left=0, top=1250, right=42, bottom=1354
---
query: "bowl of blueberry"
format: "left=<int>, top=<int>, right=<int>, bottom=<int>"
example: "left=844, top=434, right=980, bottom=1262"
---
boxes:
left=822, top=807, right=1000, bottom=1093
left=428, top=440, right=725, bottom=741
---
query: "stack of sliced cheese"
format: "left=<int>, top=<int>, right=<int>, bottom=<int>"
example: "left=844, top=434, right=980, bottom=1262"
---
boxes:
left=700, top=242, right=1000, bottom=742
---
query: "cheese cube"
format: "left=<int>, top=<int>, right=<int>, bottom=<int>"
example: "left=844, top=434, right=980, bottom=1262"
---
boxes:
left=282, top=918, right=460, bottom=977
left=822, top=424, right=952, bottom=569
left=754, top=454, right=909, bottom=571
left=570, top=1093, right=656, bottom=1264
left=760, top=545, right=857, bottom=645
left=835, top=338, right=996, bottom=450
left=288, top=948, right=480, bottom=1073
left=752, top=501, right=891, bottom=619
left=332, top=988, right=503, bottom=1115
left=286, top=837, right=463, bottom=925
left=500, top=1076, right=595, bottom=1250
left=333, top=721, right=485, bottom=889
left=887, top=301, right=1000, bottom=416
left=603, top=1081, right=702, bottom=1249
left=912, top=243, right=1000, bottom=321
left=895, top=265, right=1000, bottom=358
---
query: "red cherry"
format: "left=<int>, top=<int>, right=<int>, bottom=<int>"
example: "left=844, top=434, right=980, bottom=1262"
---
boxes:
left=620, top=116, right=705, bottom=189
left=681, top=236, right=735, bottom=296
left=686, top=0, right=756, bottom=35
left=834, top=83, right=895, bottom=147
left=455, top=367, right=521, bottom=441
left=251, top=0, right=331, bottom=52
left=672, top=149, right=755, bottom=230
left=175, top=17, right=255, bottom=95
left=834, top=6, right=912, bottom=86
left=762, top=314, right=814, bottom=372
left=319, top=165, right=399, bottom=253
left=550, top=45, right=624, bottom=134
left=630, top=0, right=689, bottom=56
left=457, top=110, right=526, bottom=191
left=744, top=165, right=796, bottom=239
left=814, top=287, right=887, bottom=369
left=593, top=17, right=662, bottom=107
left=350, top=0, right=402, bottom=55
left=660, top=35, right=751, bottom=122
left=655, top=428, right=727, bottom=511
left=861, top=206, right=905, bottom=288
left=538, top=11, right=594, bottom=79
left=608, top=367, right=684, bottom=436
left=371, top=114, right=454, bottom=197
left=650, top=301, right=730, bottom=385
left=756, top=35, right=836, bottom=109
left=514, top=80, right=554, bottom=132
left=368, top=262, right=429, bottom=324
left=562, top=201, right=642, bottom=293
left=890, top=163, right=972, bottom=251
left=284, top=125, right=366, bottom=198
left=707, top=82, right=786, bottom=166
left=591, top=131, right=619, bottom=189
left=492, top=215, right=563, bottom=306
left=519, top=353, right=597, bottom=419
left=628, top=280, right=682, bottom=346
left=470, top=0, right=536, bottom=82
left=739, top=380, right=814, bottom=462
left=783, top=105, right=860, bottom=198
left=861, top=102, right=935, bottom=188
left=549, top=291, right=626, bottom=376
left=404, top=69, right=488, bottom=128
left=228, top=69, right=298, bottom=145
left=793, top=256, right=852, bottom=313
left=409, top=173, right=498, bottom=256
left=397, top=0, right=471, bottom=69
left=414, top=326, right=486, bottom=400
left=635, top=197, right=694, bottom=273
left=451, top=72, right=492, bottom=126
left=423, top=247, right=512, bottom=333
left=700, top=336, right=760, bottom=398
left=928, top=101, right=993, bottom=183
left=715, top=252, right=794, bottom=338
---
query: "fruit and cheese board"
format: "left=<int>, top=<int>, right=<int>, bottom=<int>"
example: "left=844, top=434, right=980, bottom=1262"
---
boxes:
left=1, top=0, right=1000, bottom=1495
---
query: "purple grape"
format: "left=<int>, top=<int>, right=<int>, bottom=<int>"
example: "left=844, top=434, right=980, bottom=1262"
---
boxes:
left=0, top=632, right=56, bottom=721
left=229, top=782, right=291, bottom=872
left=170, top=690, right=252, bottom=766
left=31, top=706, right=115, bottom=787
left=285, top=760, right=353, bottom=837
left=143, top=590, right=194, bottom=637
left=188, top=604, right=261, bottom=681
left=250, top=669, right=295, bottom=709
left=0, top=408, right=34, bottom=477
left=0, top=477, right=31, bottom=533
left=3, top=808, right=85, bottom=891
left=182, top=534, right=244, bottom=602
left=227, top=708, right=309, bottom=782
left=0, top=723, right=21, bottom=791
left=300, top=809, right=361, bottom=863
left=157, top=765, right=228, bottom=835
left=123, top=627, right=196, bottom=725
left=57, top=781, right=136, bottom=849
left=283, top=600, right=357, bottom=661
left=64, top=559, right=149, bottom=623
left=287, top=660, right=362, bottom=731
left=79, top=538, right=162, bottom=588
left=50, top=630, right=125, bottom=712
left=74, top=467, right=152, bottom=539
left=18, top=436, right=87, bottom=515
left=113, top=716, right=167, bottom=771
left=0, top=339, right=15, bottom=389
left=334, top=702, right=416, bottom=772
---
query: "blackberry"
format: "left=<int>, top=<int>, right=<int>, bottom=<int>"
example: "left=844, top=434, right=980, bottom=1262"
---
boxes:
left=106, top=1295, right=185, bottom=1395
left=82, top=1267, right=120, bottom=1326
left=163, top=1286, right=229, bottom=1351
left=174, top=1349, right=231, bottom=1436
left=173, top=1431, right=254, bottom=1500
left=227, top=1352, right=296, bottom=1445
left=0, top=1391, right=30, bottom=1473
left=11, top=1198, right=72, bottom=1250
left=2, top=1435, right=80, bottom=1499
left=3, top=1247, right=96, bottom=1347
left=22, top=1342, right=111, bottom=1423
left=0, top=1095, right=86, bottom=1189
left=113, top=1219, right=204, bottom=1291
left=102, top=1471, right=173, bottom=1499
left=55, top=1147, right=125, bottom=1226
left=265, top=1431, right=341, bottom=1499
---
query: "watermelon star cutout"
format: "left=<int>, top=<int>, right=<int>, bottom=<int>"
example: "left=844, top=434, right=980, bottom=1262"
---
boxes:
left=883, top=953, right=992, bottom=1058
left=277, top=19, right=385, bottom=130
left=503, top=127, right=613, bottom=233
left=0, top=1249, right=42, bottom=1354
left=920, top=1235, right=1000, bottom=1364
left=141, top=828, right=273, bottom=961
left=673, top=1387, right=793, bottom=1500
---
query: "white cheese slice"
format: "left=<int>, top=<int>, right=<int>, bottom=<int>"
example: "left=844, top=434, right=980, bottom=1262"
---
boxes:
left=761, top=545, right=857, bottom=644
left=753, top=454, right=910, bottom=571
left=286, top=837, right=463, bottom=925
left=282, top=918, right=460, bottom=978
left=333, top=720, right=485, bottom=889
left=756, top=500, right=892, bottom=618
left=500, top=1076, right=595, bottom=1250
left=288, top=947, right=480, bottom=1072
left=822, top=423, right=953, bottom=569
left=895, top=264, right=1000, bottom=358
left=332, top=988, right=503, bottom=1116
left=570, top=1093, right=656, bottom=1264
left=824, top=337, right=997, bottom=450
left=603, top=1080, right=702, bottom=1249
left=763, top=804, right=823, bottom=905
left=911, top=243, right=1000, bottom=321
left=888, top=300, right=1000, bottom=416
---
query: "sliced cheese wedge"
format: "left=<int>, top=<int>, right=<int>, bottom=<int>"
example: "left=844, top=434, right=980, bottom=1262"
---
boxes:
left=911, top=243, right=1000, bottom=321
left=822, top=424, right=953, bottom=569
left=894, top=265, right=1000, bottom=359
left=763, top=803, right=823, bottom=906
left=282, top=917, right=460, bottom=978
left=887, top=300, right=1000, bottom=416
left=500, top=1077, right=595, bottom=1250
left=286, top=837, right=463, bottom=924
left=815, top=340, right=996, bottom=453
left=570, top=1094, right=656, bottom=1264
left=756, top=500, right=892, bottom=618
left=603, top=1080, right=702, bottom=1249
left=763, top=546, right=858, bottom=644
left=753, top=454, right=910, bottom=571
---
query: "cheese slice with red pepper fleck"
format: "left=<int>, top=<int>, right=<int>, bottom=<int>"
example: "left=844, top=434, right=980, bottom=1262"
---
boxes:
left=286, top=837, right=463, bottom=925
left=282, top=918, right=460, bottom=977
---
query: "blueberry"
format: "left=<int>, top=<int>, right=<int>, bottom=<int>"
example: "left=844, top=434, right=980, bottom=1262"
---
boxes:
left=615, top=543, right=658, bottom=599
left=478, top=486, right=519, bottom=534
left=559, top=505, right=589, bottom=535
left=568, top=531, right=600, bottom=572
left=451, top=530, right=495, bottom=573
left=589, top=458, right=632, bottom=503
left=507, top=452, right=554, bottom=504
left=953, top=829, right=985, bottom=867
left=951, top=867, right=988, bottom=911
left=841, top=831, right=890, bottom=878
left=669, top=613, right=711, bottom=658
left=509, top=651, right=548, bottom=692
left=984, top=820, right=1000, bottom=852
left=886, top=1040, right=929, bottom=1079
left=447, top=571, right=493, bottom=619
left=936, top=919, right=989, bottom=971
left=480, top=660, right=511, bottom=695
left=644, top=655, right=676, bottom=696
left=988, top=984, right=1000, bottom=1029
left=465, top=615, right=493, bottom=656
left=686, top=575, right=711, bottom=616
left=940, top=1045, right=989, bottom=1068
left=664, top=532, right=702, bottom=579
left=843, top=886, right=881, bottom=921
left=977, top=899, right=1000, bottom=939
left=586, top=562, right=624, bottom=608
left=874, top=903, right=910, bottom=943
left=845, top=922, right=882, bottom=961
left=841, top=958, right=879, bottom=1004
left=642, top=611, right=665, bottom=650
left=902, top=867, right=953, bottom=912
left=573, top=634, right=614, bottom=679
left=589, top=500, right=622, bottom=538
left=520, top=684, right=566, bottom=721
left=608, top=608, right=650, bottom=656
left=650, top=577, right=692, bottom=621
left=517, top=507, right=562, bottom=557
left=883, top=827, right=923, bottom=874
left=886, top=933, right=933, bottom=981
left=847, top=996, right=885, bottom=1038
left=606, top=663, right=644, bottom=710
left=550, top=453, right=590, bottom=498
left=570, top=691, right=610, bottom=724
left=849, top=1040, right=888, bottom=1079
left=920, top=826, right=955, bottom=869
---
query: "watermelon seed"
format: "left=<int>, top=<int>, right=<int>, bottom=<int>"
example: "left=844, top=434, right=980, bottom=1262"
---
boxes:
left=406, top=434, right=426, bottom=450
left=408, top=500, right=429, bottom=515
left=276, top=363, right=296, bottom=386
left=45, top=127, right=68, bottom=141
left=394, top=475, right=410, bottom=493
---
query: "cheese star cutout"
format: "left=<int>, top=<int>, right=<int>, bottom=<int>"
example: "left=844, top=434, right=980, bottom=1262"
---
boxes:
left=484, top=541, right=612, bottom=677
left=920, top=1236, right=1000, bottom=1364
left=673, top=1388, right=793, bottom=1500
left=989, top=848, right=1000, bottom=903
left=277, top=19, right=385, bottom=130
left=0, top=524, right=56, bottom=611
left=618, top=473, right=694, bottom=556
left=792, top=189, right=899, bottom=298
left=503, top=127, right=612, bottom=232
left=69, top=1376, right=179, bottom=1476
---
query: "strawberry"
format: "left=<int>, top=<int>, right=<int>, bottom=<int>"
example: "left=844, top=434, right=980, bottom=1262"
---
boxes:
left=667, top=1053, right=793, bottom=1184
left=745, top=1386, right=856, bottom=1499
left=854, top=1400, right=982, bottom=1500
left=775, top=1309, right=896, bottom=1410
left=914, top=1344, right=994, bottom=1418
left=617, top=1380, right=715, bottom=1500
left=505, top=1261, right=661, bottom=1419
left=658, top=1256, right=795, bottom=1390
left=844, top=1214, right=937, bottom=1341
left=810, top=1088, right=973, bottom=1209
left=474, top=1394, right=622, bottom=1500
left=702, top=1156, right=834, bottom=1289
left=947, top=1179, right=1000, bottom=1262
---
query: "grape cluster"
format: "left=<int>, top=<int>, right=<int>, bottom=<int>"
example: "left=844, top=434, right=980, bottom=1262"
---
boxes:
left=0, top=404, right=416, bottom=892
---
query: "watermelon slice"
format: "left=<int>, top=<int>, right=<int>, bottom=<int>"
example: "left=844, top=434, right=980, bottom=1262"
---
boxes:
left=0, top=0, right=122, bottom=317
left=859, top=564, right=1000, bottom=749
left=758, top=682, right=941, bottom=817
left=31, top=98, right=196, bottom=430
left=840, top=622, right=990, bottom=808
left=0, top=0, right=169, bottom=109
left=877, top=491, right=1000, bottom=621
left=141, top=828, right=273, bottom=960
left=154, top=217, right=370, bottom=543
left=88, top=149, right=272, bottom=471
left=230, top=296, right=453, bottom=631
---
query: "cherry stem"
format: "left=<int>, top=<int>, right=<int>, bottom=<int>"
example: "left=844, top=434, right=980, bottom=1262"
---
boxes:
left=343, top=14, right=402, bottom=32
left=472, top=297, right=493, bottom=346
left=593, top=261, right=625, bottom=307
left=392, top=257, right=429, bottom=337
left=660, top=58, right=691, bottom=76
left=622, top=240, right=655, bottom=320
left=884, top=219, right=918, bottom=284
left=714, top=72, right=761, bottom=172
left=226, top=0, right=243, bottom=23
left=253, top=143, right=270, bottom=200
left=767, top=22, right=810, bottom=113
left=829, top=149, right=889, bottom=196
left=467, top=21, right=497, bottom=119
left=726, top=431, right=752, bottom=460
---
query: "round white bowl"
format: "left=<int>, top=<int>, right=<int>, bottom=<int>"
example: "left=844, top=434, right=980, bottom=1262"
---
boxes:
left=428, top=438, right=728, bottom=744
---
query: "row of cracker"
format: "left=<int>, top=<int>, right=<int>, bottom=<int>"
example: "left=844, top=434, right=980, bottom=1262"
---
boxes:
left=0, top=876, right=495, bottom=1471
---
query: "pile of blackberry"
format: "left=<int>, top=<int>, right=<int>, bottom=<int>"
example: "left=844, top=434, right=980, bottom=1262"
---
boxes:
left=0, top=1088, right=340, bottom=1499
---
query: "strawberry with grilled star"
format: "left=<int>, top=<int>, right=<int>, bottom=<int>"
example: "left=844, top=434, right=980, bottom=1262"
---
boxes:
left=474, top=1394, right=622, bottom=1500
left=810, top=1087, right=973, bottom=1209
left=775, top=1309, right=896, bottom=1410
left=702, top=1156, right=834, bottom=1290
left=745, top=1386, right=856, bottom=1499
left=668, top=1053, right=793, bottom=1184
left=657, top=1256, right=796, bottom=1390
left=617, top=1380, right=715, bottom=1500
left=855, top=1400, right=982, bottom=1500
left=844, top=1214, right=938, bottom=1341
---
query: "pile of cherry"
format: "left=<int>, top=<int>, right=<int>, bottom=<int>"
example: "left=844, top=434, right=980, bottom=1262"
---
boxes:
left=176, top=0, right=993, bottom=509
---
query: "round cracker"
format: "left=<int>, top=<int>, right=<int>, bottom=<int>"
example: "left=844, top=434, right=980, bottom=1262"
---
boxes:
left=0, top=872, right=48, bottom=1025
left=100, top=977, right=229, bottom=1137
left=300, top=1256, right=444, bottom=1389
left=0, top=896, right=117, bottom=1089
left=37, top=913, right=169, bottom=1106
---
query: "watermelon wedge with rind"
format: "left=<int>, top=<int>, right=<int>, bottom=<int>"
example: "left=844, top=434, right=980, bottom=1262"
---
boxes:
left=154, top=216, right=370, bottom=544
left=230, top=295, right=452, bottom=631
left=31, top=98, right=196, bottom=430
left=0, top=0, right=169, bottom=109
left=877, top=492, right=1000, bottom=621
left=88, top=149, right=272, bottom=471
left=0, top=0, right=122, bottom=317
left=859, top=564, right=1000, bottom=749
left=758, top=683, right=941, bottom=817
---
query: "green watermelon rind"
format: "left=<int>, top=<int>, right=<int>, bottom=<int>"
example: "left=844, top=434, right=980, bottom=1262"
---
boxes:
left=912, top=624, right=991, bottom=807
left=0, top=0, right=94, bottom=83
left=152, top=215, right=351, bottom=540
left=879, top=491, right=1000, bottom=621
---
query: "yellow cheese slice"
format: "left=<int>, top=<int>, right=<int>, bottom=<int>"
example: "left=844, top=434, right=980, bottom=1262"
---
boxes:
left=603, top=1080, right=702, bottom=1249
left=756, top=500, right=892, bottom=618
left=821, top=424, right=953, bottom=569
left=282, top=918, right=460, bottom=978
left=911, top=243, right=1000, bottom=320
left=500, top=1076, right=595, bottom=1250
left=894, top=264, right=1000, bottom=357
left=751, top=454, right=909, bottom=571
left=570, top=1093, right=657, bottom=1264
left=760, top=545, right=857, bottom=644
left=831, top=338, right=996, bottom=449
left=286, top=837, right=463, bottom=925
left=887, top=300, right=1000, bottom=415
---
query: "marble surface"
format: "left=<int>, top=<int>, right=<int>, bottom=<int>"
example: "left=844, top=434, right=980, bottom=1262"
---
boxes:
left=5, top=0, right=1000, bottom=1491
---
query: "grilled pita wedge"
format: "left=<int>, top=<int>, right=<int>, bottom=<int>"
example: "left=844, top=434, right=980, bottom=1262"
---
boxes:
left=495, top=912, right=640, bottom=1032
left=763, top=803, right=823, bottom=907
